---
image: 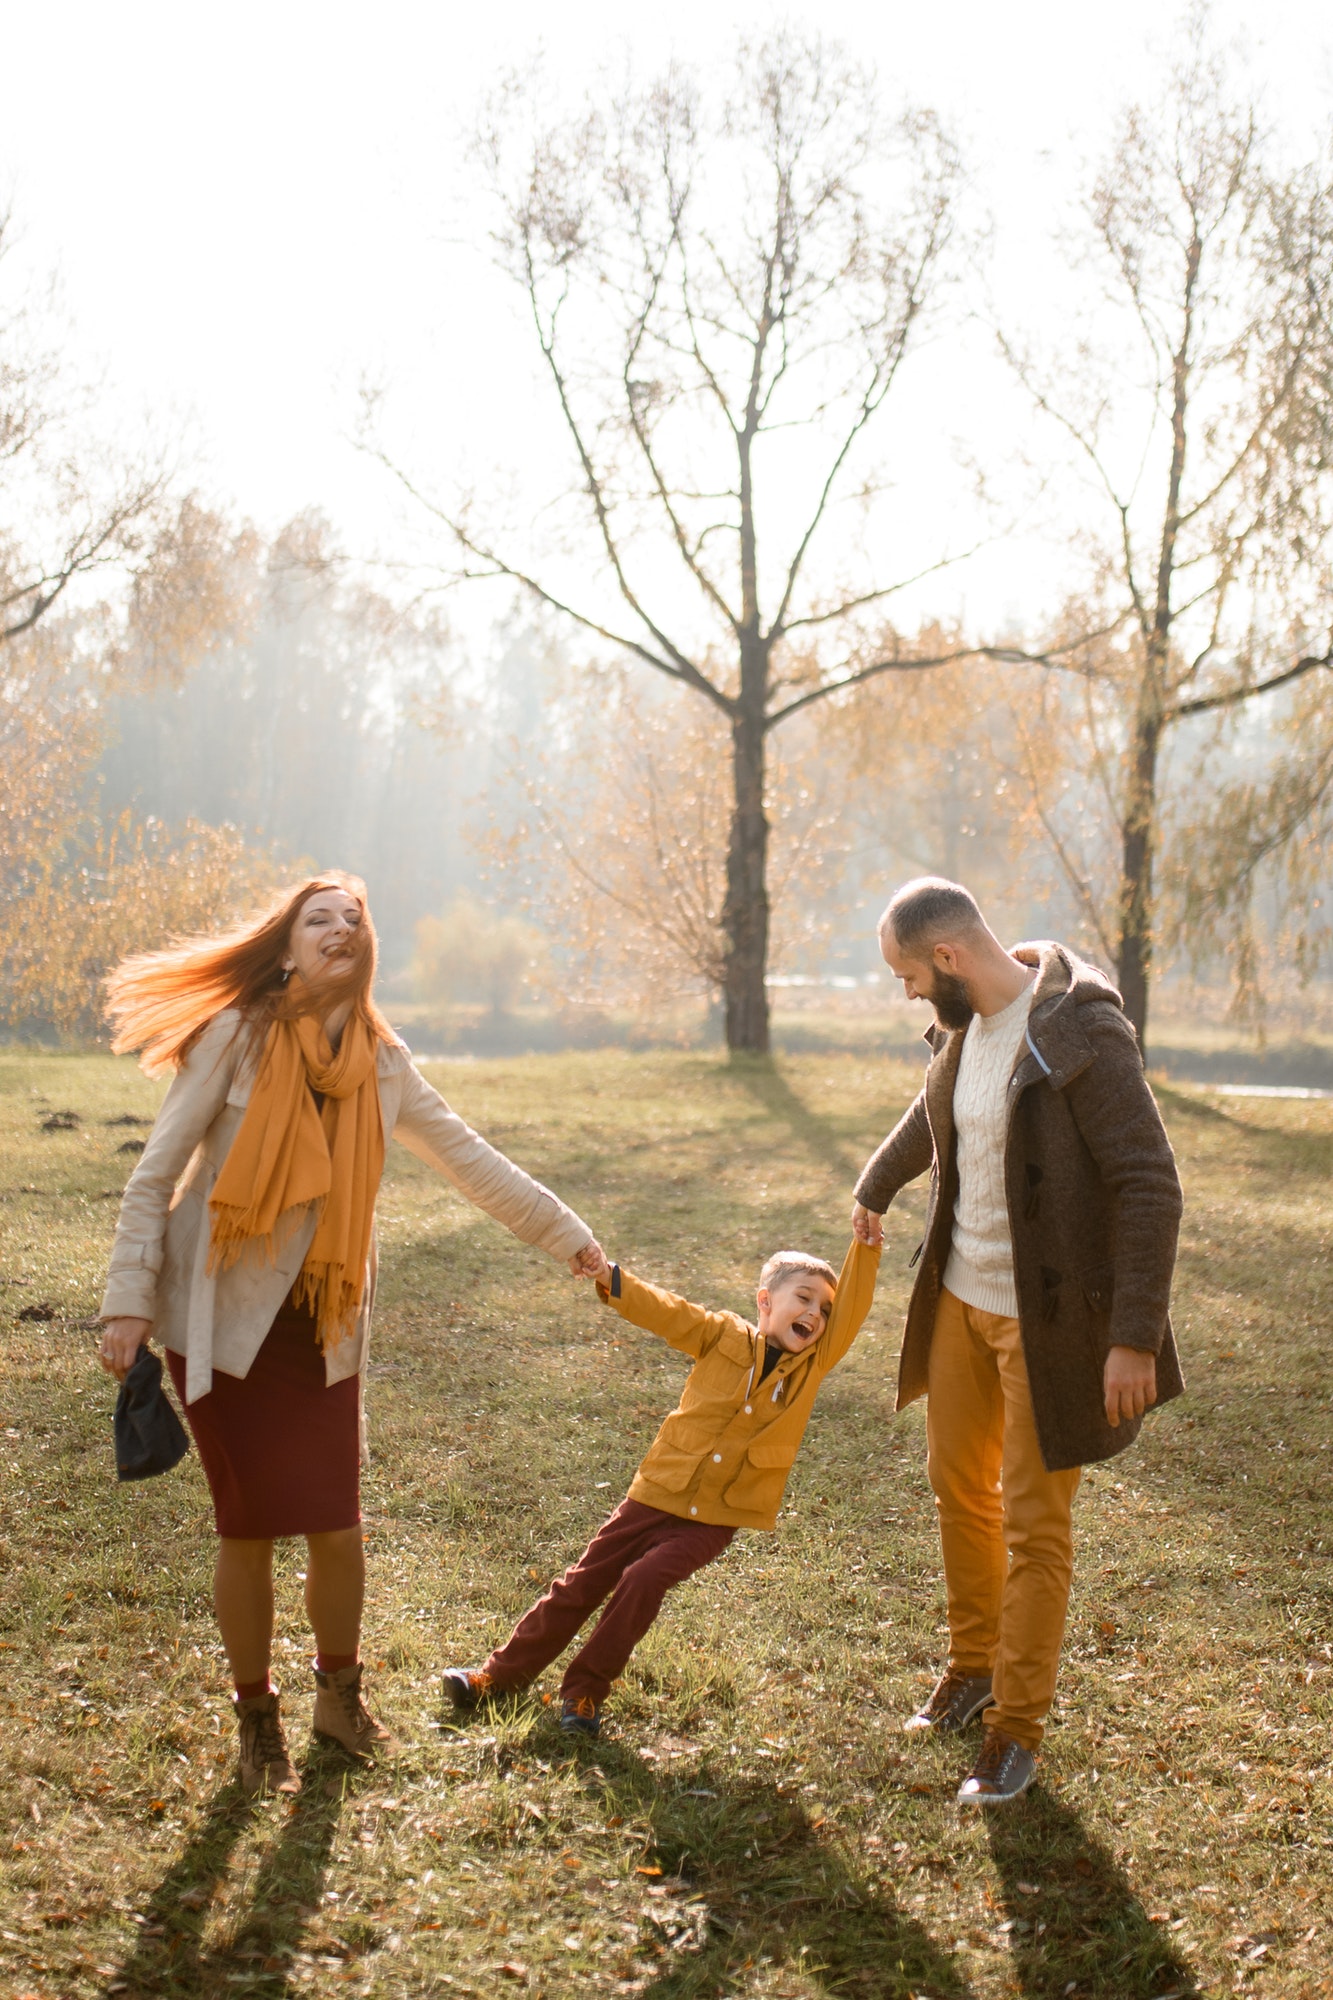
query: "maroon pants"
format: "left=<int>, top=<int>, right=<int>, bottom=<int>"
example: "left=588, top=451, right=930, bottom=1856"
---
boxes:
left=483, top=1497, right=735, bottom=1704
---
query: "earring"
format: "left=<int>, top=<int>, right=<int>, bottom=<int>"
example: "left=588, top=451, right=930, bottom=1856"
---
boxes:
left=281, top=967, right=292, bottom=985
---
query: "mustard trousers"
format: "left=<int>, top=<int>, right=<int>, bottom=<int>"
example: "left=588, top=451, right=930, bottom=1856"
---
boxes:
left=926, top=1288, right=1082, bottom=1748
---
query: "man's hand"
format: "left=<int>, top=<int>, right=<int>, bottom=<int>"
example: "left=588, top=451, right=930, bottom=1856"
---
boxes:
left=569, top=1240, right=612, bottom=1283
left=1103, top=1345, right=1157, bottom=1427
left=99, top=1317, right=153, bottom=1382
left=852, top=1202, right=884, bottom=1247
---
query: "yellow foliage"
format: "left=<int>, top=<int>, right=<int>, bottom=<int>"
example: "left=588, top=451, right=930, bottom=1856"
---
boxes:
left=0, top=813, right=283, bottom=1042
left=412, top=895, right=545, bottom=1015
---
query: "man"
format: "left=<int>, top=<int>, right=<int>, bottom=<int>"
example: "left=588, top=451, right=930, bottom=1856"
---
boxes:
left=853, top=878, right=1183, bottom=1805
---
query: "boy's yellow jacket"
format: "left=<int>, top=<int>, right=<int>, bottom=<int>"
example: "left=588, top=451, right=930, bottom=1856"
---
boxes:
left=595, top=1239, right=879, bottom=1531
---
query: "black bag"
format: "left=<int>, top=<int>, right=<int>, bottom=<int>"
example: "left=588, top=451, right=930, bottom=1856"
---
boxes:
left=114, top=1347, right=190, bottom=1482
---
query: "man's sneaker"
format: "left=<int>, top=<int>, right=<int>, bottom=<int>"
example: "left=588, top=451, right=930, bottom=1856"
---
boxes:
left=559, top=1696, right=601, bottom=1738
left=234, top=1690, right=301, bottom=1798
left=444, top=1667, right=497, bottom=1712
left=957, top=1726, right=1036, bottom=1806
left=904, top=1669, right=994, bottom=1735
left=312, top=1663, right=401, bottom=1759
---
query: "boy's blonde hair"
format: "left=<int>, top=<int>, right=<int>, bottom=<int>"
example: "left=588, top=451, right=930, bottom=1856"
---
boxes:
left=758, top=1250, right=837, bottom=1294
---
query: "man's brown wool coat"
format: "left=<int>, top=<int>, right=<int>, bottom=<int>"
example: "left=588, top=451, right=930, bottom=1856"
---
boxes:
left=855, top=942, right=1184, bottom=1472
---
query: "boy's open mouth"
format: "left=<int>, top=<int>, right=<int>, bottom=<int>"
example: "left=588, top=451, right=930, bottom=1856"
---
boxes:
left=791, top=1316, right=819, bottom=1338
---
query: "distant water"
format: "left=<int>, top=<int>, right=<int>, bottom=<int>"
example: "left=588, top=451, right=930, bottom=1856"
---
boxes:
left=1214, top=1083, right=1333, bottom=1101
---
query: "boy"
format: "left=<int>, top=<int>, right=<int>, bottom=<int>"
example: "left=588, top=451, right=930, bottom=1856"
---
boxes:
left=444, top=1236, right=879, bottom=1736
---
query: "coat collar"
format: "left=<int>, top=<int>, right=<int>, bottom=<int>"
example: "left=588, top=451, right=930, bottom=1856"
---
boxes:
left=921, top=941, right=1119, bottom=1095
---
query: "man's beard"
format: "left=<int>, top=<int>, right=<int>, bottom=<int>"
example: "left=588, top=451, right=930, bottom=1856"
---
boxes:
left=928, top=968, right=975, bottom=1031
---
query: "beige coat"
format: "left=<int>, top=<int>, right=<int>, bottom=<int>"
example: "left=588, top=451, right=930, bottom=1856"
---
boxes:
left=100, top=1009, right=593, bottom=1403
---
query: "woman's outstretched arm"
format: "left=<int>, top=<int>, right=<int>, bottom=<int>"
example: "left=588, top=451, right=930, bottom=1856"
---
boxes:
left=391, top=1060, right=599, bottom=1267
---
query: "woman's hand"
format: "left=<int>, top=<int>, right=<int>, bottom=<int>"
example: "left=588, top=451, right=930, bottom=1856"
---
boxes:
left=99, top=1317, right=154, bottom=1382
left=568, top=1240, right=612, bottom=1283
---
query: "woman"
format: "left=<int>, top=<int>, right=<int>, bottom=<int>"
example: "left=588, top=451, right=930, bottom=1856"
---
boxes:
left=98, top=873, right=601, bottom=1798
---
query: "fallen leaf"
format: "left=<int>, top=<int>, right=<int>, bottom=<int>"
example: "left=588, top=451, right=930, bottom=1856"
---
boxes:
left=496, top=1962, right=530, bottom=1983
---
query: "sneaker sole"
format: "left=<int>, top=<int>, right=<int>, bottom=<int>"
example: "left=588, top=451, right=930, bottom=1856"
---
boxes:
left=957, top=1769, right=1036, bottom=1807
left=905, top=1692, right=996, bottom=1735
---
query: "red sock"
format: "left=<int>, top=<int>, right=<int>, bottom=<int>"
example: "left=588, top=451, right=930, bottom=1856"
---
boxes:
left=316, top=1651, right=358, bottom=1674
left=235, top=1675, right=272, bottom=1701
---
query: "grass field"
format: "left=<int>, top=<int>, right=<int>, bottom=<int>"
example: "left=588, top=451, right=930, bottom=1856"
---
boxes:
left=0, top=1047, right=1329, bottom=2000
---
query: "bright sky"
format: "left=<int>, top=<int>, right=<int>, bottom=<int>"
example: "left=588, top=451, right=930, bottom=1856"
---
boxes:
left=4, top=0, right=1331, bottom=634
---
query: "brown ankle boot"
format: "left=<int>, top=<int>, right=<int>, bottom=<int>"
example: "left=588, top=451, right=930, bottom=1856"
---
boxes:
left=312, top=1662, right=400, bottom=1758
left=234, top=1690, right=301, bottom=1798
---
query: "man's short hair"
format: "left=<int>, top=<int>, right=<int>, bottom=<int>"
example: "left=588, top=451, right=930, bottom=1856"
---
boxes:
left=879, top=877, right=985, bottom=957
left=758, top=1250, right=837, bottom=1294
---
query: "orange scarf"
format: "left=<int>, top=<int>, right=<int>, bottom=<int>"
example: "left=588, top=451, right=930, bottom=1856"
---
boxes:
left=207, top=1009, right=386, bottom=1351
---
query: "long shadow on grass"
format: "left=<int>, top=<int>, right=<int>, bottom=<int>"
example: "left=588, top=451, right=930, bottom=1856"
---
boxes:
left=102, top=1748, right=366, bottom=1999
left=581, top=1747, right=974, bottom=2000
left=728, top=1057, right=884, bottom=1188
left=985, top=1786, right=1201, bottom=1999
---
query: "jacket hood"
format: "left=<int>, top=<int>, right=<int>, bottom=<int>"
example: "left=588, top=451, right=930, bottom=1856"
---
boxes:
left=1013, top=940, right=1122, bottom=1011
left=1013, top=940, right=1132, bottom=1089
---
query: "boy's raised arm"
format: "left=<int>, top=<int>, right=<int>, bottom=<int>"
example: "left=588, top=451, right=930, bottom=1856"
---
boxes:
left=588, top=1259, right=743, bottom=1361
left=815, top=1238, right=882, bottom=1374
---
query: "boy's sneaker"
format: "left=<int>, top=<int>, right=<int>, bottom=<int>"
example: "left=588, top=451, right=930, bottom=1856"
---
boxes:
left=956, top=1727, right=1036, bottom=1806
left=559, top=1696, right=601, bottom=1738
left=904, top=1669, right=994, bottom=1735
left=444, top=1667, right=496, bottom=1711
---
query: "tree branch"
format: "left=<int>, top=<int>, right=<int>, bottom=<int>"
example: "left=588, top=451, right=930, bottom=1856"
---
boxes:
left=764, top=628, right=1127, bottom=729
left=366, top=443, right=734, bottom=714
left=1166, top=645, right=1332, bottom=722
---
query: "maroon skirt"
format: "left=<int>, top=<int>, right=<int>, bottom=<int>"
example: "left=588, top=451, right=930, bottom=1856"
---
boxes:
left=167, top=1291, right=361, bottom=1539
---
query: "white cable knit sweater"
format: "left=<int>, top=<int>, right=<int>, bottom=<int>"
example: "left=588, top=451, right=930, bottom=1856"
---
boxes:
left=942, top=976, right=1036, bottom=1318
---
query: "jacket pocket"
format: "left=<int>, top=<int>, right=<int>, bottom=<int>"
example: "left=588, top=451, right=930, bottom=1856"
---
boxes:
left=743, top=1441, right=798, bottom=1471
left=721, top=1438, right=798, bottom=1511
left=639, top=1415, right=715, bottom=1492
left=1080, top=1262, right=1115, bottom=1315
left=1078, top=1261, right=1116, bottom=1368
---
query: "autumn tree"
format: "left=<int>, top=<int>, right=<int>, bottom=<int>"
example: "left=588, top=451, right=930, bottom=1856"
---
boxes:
left=999, top=30, right=1333, bottom=1042
left=482, top=660, right=848, bottom=1015
left=381, top=34, right=966, bottom=1051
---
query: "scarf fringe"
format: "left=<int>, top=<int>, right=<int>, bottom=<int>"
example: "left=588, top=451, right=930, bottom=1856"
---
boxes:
left=289, top=1262, right=361, bottom=1352
left=206, top=1201, right=310, bottom=1276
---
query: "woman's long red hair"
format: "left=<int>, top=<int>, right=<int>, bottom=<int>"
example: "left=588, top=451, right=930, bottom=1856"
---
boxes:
left=104, top=872, right=396, bottom=1076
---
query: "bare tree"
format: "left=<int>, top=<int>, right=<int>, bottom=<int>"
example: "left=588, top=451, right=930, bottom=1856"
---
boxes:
left=377, top=34, right=970, bottom=1051
left=999, top=29, right=1333, bottom=1043
left=0, top=211, right=168, bottom=649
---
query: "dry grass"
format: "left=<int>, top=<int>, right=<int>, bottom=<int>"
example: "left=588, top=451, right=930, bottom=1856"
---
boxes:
left=0, top=1047, right=1329, bottom=2000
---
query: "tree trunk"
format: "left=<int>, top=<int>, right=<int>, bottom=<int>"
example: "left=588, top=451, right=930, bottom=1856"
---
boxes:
left=1116, top=700, right=1162, bottom=1050
left=721, top=697, right=770, bottom=1053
